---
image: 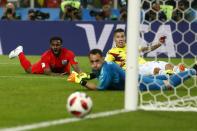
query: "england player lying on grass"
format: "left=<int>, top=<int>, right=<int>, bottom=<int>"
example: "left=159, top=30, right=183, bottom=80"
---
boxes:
left=68, top=49, right=197, bottom=91
left=105, top=28, right=186, bottom=75
left=8, top=36, right=86, bottom=76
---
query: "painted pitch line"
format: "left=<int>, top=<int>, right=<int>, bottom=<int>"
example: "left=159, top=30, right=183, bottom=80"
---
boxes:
left=0, top=63, right=18, bottom=65
left=0, top=75, right=66, bottom=80
left=0, top=109, right=129, bottom=131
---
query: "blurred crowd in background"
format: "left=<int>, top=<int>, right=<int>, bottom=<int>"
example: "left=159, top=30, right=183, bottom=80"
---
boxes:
left=0, top=0, right=127, bottom=21
left=0, top=0, right=196, bottom=22
left=142, top=0, right=197, bottom=22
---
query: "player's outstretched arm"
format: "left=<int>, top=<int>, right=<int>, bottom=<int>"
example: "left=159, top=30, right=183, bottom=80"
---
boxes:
left=81, top=81, right=97, bottom=90
left=67, top=71, right=97, bottom=90
left=140, top=36, right=166, bottom=53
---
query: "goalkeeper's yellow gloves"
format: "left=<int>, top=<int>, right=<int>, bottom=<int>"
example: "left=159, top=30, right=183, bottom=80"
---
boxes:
left=78, top=72, right=88, bottom=80
left=67, top=71, right=88, bottom=84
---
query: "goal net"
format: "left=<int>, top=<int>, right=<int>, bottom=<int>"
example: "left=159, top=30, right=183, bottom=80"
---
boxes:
left=138, top=0, right=197, bottom=112
left=125, top=0, right=197, bottom=112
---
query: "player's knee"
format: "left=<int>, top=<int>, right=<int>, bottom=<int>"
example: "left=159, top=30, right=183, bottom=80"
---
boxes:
left=25, top=68, right=32, bottom=74
left=153, top=68, right=161, bottom=75
left=165, top=64, right=174, bottom=70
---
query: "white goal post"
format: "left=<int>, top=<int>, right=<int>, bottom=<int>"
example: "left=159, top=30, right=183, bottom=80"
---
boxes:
left=124, top=0, right=140, bottom=110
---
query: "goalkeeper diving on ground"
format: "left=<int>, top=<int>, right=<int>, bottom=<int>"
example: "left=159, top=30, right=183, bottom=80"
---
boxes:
left=68, top=49, right=197, bottom=91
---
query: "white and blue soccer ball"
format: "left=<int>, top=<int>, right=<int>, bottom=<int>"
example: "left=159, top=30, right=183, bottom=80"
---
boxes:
left=66, top=92, right=93, bottom=118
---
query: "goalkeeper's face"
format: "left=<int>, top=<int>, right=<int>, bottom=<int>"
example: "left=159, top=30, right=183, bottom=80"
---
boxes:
left=50, top=40, right=62, bottom=56
left=89, top=53, right=104, bottom=71
left=114, top=32, right=126, bottom=48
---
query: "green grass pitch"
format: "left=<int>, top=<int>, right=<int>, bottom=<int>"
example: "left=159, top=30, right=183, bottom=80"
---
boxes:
left=0, top=55, right=197, bottom=131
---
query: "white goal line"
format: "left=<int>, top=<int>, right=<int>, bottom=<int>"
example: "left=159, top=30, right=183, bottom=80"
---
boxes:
left=0, top=109, right=129, bottom=131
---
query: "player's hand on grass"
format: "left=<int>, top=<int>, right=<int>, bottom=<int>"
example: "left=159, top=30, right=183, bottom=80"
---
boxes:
left=67, top=71, right=78, bottom=82
left=78, top=72, right=88, bottom=79
left=67, top=71, right=88, bottom=83
left=74, top=74, right=83, bottom=83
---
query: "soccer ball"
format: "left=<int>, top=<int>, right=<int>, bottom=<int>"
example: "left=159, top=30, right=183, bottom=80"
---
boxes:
left=66, top=92, right=93, bottom=118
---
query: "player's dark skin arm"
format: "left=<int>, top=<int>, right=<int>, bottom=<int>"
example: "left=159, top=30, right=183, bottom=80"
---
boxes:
left=72, top=64, right=82, bottom=74
left=44, top=64, right=82, bottom=76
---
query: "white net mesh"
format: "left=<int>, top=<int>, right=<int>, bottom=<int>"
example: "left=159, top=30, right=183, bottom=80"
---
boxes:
left=139, top=0, right=197, bottom=112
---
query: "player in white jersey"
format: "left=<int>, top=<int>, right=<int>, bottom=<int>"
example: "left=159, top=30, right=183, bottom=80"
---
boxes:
left=139, top=61, right=186, bottom=75
left=106, top=28, right=186, bottom=75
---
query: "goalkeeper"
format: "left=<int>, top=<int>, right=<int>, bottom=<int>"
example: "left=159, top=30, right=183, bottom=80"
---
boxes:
left=68, top=49, right=197, bottom=91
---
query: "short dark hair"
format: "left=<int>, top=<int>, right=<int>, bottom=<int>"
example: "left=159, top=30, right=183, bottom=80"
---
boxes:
left=50, top=36, right=63, bottom=44
left=89, top=49, right=103, bottom=57
left=114, top=28, right=125, bottom=36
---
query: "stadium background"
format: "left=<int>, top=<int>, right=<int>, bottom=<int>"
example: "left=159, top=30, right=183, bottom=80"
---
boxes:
left=0, top=0, right=197, bottom=130
left=0, top=0, right=196, bottom=57
left=0, top=21, right=196, bottom=57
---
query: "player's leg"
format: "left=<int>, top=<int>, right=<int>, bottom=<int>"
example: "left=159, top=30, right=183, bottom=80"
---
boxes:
left=155, top=61, right=173, bottom=75
left=164, top=63, right=174, bottom=70
left=139, top=62, right=156, bottom=75
left=8, top=46, right=32, bottom=73
left=139, top=75, right=166, bottom=91
left=139, top=68, right=196, bottom=91
left=151, top=61, right=181, bottom=75
left=157, top=61, right=169, bottom=70
left=18, top=52, right=32, bottom=73
left=9, top=45, right=23, bottom=59
left=30, top=61, right=44, bottom=74
left=169, top=69, right=196, bottom=87
left=143, top=61, right=166, bottom=75
left=173, top=63, right=187, bottom=73
left=152, top=61, right=182, bottom=75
